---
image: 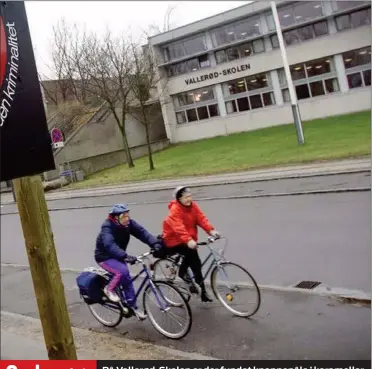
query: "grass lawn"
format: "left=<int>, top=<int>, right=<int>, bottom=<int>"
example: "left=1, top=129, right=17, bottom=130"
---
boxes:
left=68, top=110, right=371, bottom=189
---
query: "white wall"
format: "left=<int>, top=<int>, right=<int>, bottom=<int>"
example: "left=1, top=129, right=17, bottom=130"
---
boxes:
left=173, top=87, right=370, bottom=143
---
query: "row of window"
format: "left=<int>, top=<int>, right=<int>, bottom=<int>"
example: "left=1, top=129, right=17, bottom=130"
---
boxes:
left=335, top=7, right=371, bottom=31
left=162, top=1, right=370, bottom=64
left=164, top=5, right=370, bottom=77
left=174, top=47, right=370, bottom=125
left=266, top=1, right=369, bottom=31
left=270, top=20, right=329, bottom=48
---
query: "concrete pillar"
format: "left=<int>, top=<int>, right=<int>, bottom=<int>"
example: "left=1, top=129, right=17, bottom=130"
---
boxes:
left=334, top=54, right=349, bottom=93
left=270, top=70, right=284, bottom=106
left=205, top=30, right=217, bottom=68
left=214, top=84, right=227, bottom=117
left=322, top=1, right=337, bottom=35
left=260, top=13, right=273, bottom=52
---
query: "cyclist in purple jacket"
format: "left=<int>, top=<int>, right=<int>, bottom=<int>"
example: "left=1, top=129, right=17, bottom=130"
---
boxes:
left=95, top=204, right=162, bottom=320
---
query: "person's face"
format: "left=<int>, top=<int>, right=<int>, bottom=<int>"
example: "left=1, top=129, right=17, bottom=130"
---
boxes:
left=180, top=191, right=192, bottom=206
left=118, top=212, right=130, bottom=226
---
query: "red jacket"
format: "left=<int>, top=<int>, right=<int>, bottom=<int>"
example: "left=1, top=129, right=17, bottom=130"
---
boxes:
left=162, top=200, right=214, bottom=248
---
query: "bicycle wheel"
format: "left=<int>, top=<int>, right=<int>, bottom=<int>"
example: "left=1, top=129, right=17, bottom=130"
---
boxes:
left=143, top=280, right=192, bottom=339
left=152, top=258, right=192, bottom=302
left=88, top=300, right=124, bottom=327
left=210, top=261, right=261, bottom=318
left=152, top=258, right=179, bottom=282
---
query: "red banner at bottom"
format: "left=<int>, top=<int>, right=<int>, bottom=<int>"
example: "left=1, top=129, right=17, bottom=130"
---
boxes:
left=0, top=361, right=97, bottom=369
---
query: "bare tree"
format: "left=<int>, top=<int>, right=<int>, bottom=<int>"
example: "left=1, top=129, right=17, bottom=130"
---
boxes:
left=45, top=19, right=136, bottom=168
left=128, top=41, right=163, bottom=171
left=74, top=29, right=136, bottom=167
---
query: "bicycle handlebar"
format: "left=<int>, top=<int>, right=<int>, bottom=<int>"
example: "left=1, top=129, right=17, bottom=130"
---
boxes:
left=197, top=235, right=223, bottom=246
left=124, top=250, right=154, bottom=264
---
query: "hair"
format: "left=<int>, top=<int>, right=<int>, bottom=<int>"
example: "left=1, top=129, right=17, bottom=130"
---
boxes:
left=176, top=187, right=191, bottom=200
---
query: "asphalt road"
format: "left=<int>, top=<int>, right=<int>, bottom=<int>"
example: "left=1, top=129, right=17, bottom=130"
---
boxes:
left=1, top=191, right=370, bottom=292
left=1, top=265, right=370, bottom=360
left=0, top=172, right=370, bottom=213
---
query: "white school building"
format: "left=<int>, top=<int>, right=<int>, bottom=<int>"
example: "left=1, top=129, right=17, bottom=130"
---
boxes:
left=147, top=0, right=371, bottom=143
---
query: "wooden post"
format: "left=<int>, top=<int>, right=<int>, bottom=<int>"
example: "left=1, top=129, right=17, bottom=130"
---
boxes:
left=12, top=175, right=77, bottom=360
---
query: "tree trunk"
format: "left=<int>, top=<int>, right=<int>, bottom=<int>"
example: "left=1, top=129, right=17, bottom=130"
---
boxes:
left=142, top=105, right=154, bottom=171
left=12, top=176, right=77, bottom=360
left=112, top=105, right=134, bottom=168
left=121, top=105, right=134, bottom=168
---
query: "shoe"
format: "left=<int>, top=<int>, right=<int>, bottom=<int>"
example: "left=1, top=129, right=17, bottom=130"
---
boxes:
left=201, top=290, right=213, bottom=303
left=132, top=308, right=147, bottom=321
left=188, top=283, right=199, bottom=294
left=103, top=286, right=120, bottom=302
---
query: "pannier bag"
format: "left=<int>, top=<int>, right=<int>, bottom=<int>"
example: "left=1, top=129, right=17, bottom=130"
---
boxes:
left=76, top=271, right=106, bottom=304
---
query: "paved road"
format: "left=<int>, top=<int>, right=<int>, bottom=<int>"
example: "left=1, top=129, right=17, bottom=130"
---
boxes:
left=1, top=172, right=370, bottom=213
left=1, top=265, right=370, bottom=360
left=1, top=191, right=370, bottom=292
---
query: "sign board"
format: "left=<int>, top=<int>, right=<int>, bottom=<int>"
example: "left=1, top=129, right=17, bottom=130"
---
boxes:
left=0, top=1, right=55, bottom=181
left=51, top=127, right=63, bottom=143
left=52, top=141, right=64, bottom=149
left=185, top=63, right=251, bottom=86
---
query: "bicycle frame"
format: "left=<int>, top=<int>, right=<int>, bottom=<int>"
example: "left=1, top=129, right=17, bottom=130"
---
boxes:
left=116, top=257, right=170, bottom=311
left=172, top=239, right=227, bottom=283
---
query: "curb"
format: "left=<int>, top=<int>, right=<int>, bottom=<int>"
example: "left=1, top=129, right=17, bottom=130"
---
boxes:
left=0, top=310, right=218, bottom=361
left=1, top=187, right=370, bottom=215
left=2, top=263, right=370, bottom=304
left=44, top=168, right=371, bottom=201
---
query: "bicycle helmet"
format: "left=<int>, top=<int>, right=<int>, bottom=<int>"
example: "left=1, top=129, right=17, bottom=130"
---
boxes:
left=174, top=186, right=190, bottom=200
left=109, top=204, right=130, bottom=216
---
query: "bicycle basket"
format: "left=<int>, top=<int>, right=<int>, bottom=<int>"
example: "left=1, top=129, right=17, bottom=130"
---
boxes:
left=76, top=271, right=106, bottom=305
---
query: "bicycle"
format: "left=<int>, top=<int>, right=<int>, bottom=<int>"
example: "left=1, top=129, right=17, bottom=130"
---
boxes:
left=151, top=236, right=261, bottom=318
left=77, top=250, right=193, bottom=339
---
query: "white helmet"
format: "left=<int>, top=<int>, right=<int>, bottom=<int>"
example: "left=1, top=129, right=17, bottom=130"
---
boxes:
left=173, top=186, right=190, bottom=200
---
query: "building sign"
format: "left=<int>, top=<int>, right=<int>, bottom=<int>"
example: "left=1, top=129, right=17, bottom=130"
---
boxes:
left=0, top=1, right=55, bottom=181
left=185, top=63, right=251, bottom=85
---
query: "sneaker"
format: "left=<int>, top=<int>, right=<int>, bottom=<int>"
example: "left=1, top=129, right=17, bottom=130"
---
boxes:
left=103, top=286, right=120, bottom=302
left=132, top=308, right=147, bottom=321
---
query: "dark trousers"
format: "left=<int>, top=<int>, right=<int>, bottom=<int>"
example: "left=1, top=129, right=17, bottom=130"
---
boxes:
left=166, top=245, right=204, bottom=286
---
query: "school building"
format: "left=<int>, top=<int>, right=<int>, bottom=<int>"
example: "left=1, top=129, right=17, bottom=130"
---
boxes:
left=147, top=0, right=371, bottom=143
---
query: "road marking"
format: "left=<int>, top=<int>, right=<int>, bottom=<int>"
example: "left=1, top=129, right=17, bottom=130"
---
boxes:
left=2, top=262, right=370, bottom=302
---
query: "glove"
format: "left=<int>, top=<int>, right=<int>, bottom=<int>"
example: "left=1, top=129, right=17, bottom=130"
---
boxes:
left=126, top=255, right=137, bottom=265
left=153, top=242, right=163, bottom=251
left=210, top=229, right=221, bottom=239
left=187, top=239, right=197, bottom=249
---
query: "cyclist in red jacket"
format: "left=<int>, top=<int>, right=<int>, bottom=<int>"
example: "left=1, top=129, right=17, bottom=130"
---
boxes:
left=161, top=186, right=220, bottom=302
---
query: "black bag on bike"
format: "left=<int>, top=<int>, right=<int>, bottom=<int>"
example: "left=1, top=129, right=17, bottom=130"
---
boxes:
left=76, top=271, right=106, bottom=304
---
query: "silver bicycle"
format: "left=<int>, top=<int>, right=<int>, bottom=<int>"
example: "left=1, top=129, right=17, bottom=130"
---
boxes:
left=152, top=236, right=261, bottom=318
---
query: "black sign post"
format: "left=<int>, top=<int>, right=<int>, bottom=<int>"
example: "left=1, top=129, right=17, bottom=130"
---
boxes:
left=0, top=1, right=77, bottom=359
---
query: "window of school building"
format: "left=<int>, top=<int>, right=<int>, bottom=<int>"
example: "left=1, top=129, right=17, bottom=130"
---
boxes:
left=342, top=46, right=371, bottom=89
left=278, top=56, right=340, bottom=101
left=223, top=72, right=276, bottom=114
left=174, top=86, right=220, bottom=124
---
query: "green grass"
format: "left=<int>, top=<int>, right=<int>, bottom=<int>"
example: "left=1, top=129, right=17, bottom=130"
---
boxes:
left=68, top=110, right=371, bottom=189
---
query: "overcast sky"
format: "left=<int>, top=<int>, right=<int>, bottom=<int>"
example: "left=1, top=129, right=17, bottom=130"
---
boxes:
left=24, top=1, right=251, bottom=77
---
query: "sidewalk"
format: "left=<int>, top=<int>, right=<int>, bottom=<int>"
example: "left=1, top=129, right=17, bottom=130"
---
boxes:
left=1, top=158, right=370, bottom=204
left=1, top=311, right=216, bottom=360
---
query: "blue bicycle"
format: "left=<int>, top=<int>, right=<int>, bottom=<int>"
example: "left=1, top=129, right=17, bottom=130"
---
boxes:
left=77, top=250, right=192, bottom=339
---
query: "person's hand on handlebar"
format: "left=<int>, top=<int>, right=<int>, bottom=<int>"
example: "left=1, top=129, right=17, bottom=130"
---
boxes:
left=126, top=255, right=137, bottom=265
left=187, top=239, right=197, bottom=249
left=209, top=229, right=221, bottom=239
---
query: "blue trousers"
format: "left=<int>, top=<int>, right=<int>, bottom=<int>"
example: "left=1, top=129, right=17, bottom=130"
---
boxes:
left=99, top=259, right=137, bottom=308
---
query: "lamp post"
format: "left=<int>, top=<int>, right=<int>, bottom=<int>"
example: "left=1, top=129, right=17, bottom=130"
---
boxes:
left=270, top=1, right=305, bottom=145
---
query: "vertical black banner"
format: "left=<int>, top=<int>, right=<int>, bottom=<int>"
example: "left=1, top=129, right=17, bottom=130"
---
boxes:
left=0, top=1, right=55, bottom=181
